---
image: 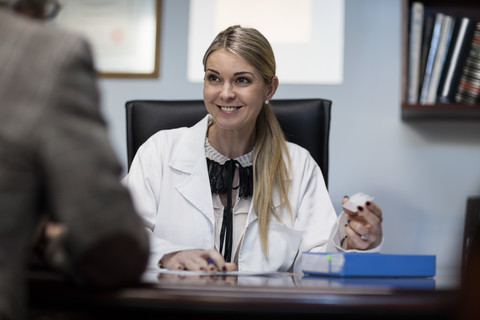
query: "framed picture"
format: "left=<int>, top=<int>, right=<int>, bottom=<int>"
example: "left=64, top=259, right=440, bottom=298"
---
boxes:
left=54, top=0, right=161, bottom=78
left=188, top=0, right=344, bottom=84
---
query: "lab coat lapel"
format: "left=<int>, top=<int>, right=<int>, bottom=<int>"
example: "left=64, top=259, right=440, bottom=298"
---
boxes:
left=170, top=116, right=214, bottom=223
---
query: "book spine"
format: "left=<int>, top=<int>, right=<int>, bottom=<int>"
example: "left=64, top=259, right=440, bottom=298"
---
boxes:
left=407, top=2, right=424, bottom=104
left=438, top=18, right=474, bottom=103
left=418, top=15, right=435, bottom=98
left=426, top=15, right=454, bottom=104
left=419, top=13, right=444, bottom=104
left=455, top=22, right=480, bottom=105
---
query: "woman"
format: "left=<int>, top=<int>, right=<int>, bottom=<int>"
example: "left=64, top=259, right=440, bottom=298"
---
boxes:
left=123, top=25, right=383, bottom=273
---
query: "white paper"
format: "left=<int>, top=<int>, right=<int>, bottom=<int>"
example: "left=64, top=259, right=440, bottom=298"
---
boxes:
left=155, top=268, right=283, bottom=277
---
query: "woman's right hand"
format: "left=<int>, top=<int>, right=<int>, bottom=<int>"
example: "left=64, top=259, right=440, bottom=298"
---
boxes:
left=159, top=248, right=237, bottom=272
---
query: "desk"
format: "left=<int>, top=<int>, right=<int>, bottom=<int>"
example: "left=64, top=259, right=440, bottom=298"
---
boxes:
left=28, top=268, right=461, bottom=320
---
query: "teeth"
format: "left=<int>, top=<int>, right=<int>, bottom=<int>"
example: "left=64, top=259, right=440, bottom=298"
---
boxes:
left=221, top=106, right=237, bottom=112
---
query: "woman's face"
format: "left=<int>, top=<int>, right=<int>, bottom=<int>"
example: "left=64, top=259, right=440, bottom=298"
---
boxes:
left=203, top=49, right=274, bottom=136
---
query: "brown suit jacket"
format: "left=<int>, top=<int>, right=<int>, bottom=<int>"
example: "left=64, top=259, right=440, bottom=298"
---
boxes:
left=0, top=9, right=149, bottom=320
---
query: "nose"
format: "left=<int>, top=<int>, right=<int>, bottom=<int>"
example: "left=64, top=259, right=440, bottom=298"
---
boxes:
left=220, top=82, right=235, bottom=100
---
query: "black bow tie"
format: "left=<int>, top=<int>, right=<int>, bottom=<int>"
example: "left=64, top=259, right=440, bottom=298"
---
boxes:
left=207, top=158, right=253, bottom=262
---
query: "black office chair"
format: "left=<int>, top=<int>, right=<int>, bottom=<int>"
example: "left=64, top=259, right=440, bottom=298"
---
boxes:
left=125, top=99, right=331, bottom=186
left=462, top=196, right=480, bottom=277
left=459, top=196, right=480, bottom=319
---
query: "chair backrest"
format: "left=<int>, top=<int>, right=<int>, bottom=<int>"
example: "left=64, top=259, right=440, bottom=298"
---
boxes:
left=462, top=196, right=480, bottom=277
left=459, top=196, right=480, bottom=319
left=125, top=99, right=331, bottom=186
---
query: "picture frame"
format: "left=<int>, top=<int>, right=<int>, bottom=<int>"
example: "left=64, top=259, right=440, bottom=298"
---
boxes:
left=188, top=0, right=344, bottom=84
left=54, top=0, right=161, bottom=78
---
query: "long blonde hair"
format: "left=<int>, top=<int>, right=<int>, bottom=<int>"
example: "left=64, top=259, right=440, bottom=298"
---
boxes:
left=203, top=25, right=291, bottom=258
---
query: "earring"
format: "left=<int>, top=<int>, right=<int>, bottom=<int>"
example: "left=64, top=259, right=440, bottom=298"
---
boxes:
left=264, top=100, right=269, bottom=105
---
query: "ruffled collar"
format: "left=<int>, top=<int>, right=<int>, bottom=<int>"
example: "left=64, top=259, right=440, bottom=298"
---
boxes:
left=205, top=138, right=253, bottom=198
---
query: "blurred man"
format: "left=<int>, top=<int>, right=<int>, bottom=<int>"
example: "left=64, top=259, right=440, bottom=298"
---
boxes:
left=0, top=1, right=149, bottom=319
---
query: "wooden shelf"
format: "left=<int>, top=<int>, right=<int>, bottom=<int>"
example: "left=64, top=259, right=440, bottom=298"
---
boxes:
left=402, top=103, right=480, bottom=120
left=401, top=0, right=480, bottom=121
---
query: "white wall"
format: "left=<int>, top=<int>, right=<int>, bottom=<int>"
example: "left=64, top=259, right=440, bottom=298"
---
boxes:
left=98, top=0, right=480, bottom=277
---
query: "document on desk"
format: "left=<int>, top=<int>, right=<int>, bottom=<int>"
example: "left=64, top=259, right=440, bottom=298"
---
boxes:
left=141, top=267, right=301, bottom=287
left=154, top=268, right=284, bottom=277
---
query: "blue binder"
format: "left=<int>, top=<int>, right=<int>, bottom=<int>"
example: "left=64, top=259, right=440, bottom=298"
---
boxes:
left=302, top=252, right=436, bottom=277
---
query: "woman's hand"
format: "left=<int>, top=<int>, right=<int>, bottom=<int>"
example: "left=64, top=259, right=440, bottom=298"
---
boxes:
left=342, top=197, right=383, bottom=250
left=159, top=248, right=237, bottom=272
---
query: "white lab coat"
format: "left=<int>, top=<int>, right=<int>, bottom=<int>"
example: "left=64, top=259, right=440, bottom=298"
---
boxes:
left=123, top=116, right=378, bottom=273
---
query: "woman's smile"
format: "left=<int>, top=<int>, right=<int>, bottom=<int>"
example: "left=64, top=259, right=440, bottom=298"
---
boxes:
left=217, top=105, right=244, bottom=113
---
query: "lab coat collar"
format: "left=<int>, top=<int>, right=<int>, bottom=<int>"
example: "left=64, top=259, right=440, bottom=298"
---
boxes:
left=169, top=115, right=214, bottom=221
left=169, top=115, right=210, bottom=173
left=168, top=115, right=292, bottom=227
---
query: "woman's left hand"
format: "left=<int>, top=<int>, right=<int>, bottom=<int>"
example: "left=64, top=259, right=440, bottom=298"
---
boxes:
left=342, top=197, right=383, bottom=250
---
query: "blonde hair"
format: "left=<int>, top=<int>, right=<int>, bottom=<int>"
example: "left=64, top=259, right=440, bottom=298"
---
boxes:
left=203, top=25, right=291, bottom=258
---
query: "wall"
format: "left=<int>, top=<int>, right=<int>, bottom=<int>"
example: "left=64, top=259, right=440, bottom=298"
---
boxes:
left=98, top=0, right=480, bottom=276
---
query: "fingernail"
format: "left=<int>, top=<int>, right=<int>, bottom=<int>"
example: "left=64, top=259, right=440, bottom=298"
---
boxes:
left=222, top=266, right=227, bottom=272
left=357, top=206, right=364, bottom=211
left=366, top=201, right=371, bottom=206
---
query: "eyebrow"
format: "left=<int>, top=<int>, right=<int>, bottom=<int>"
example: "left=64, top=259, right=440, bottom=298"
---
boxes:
left=234, top=71, right=255, bottom=77
left=206, top=69, right=255, bottom=77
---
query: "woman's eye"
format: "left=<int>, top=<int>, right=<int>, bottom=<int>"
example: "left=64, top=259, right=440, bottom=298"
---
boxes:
left=235, top=77, right=251, bottom=84
left=206, top=74, right=220, bottom=82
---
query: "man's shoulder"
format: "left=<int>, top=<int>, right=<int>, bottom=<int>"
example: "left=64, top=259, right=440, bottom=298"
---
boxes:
left=0, top=9, right=87, bottom=55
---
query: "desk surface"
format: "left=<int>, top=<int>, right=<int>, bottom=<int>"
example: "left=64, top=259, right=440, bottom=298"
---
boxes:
left=28, top=268, right=461, bottom=320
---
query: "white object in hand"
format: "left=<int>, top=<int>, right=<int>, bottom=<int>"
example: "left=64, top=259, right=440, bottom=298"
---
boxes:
left=343, top=192, right=373, bottom=212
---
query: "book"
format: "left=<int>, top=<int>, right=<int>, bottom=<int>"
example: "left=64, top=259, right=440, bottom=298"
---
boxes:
left=407, top=2, right=424, bottom=104
left=301, top=252, right=436, bottom=278
left=418, top=14, right=435, bottom=97
left=437, top=17, right=476, bottom=103
left=426, top=15, right=455, bottom=103
left=419, top=13, right=444, bottom=104
left=455, top=22, right=480, bottom=105
left=301, top=275, right=436, bottom=290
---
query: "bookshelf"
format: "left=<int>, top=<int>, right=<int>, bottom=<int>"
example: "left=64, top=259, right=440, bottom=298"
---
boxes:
left=401, top=0, right=480, bottom=120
